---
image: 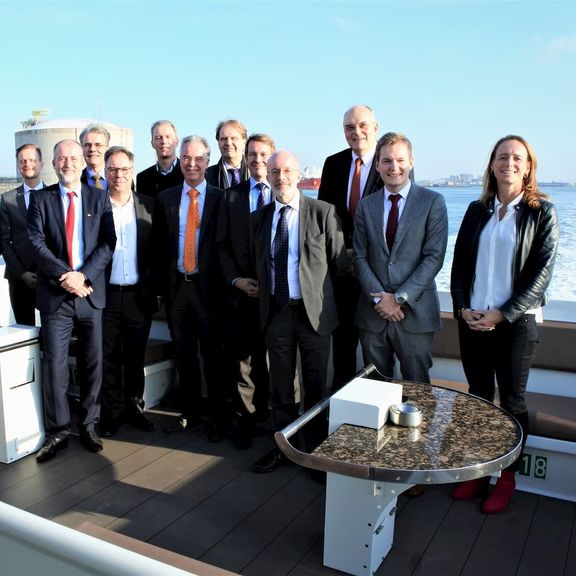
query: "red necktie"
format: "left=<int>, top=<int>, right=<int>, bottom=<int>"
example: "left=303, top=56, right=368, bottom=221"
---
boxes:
left=349, top=157, right=362, bottom=218
left=386, top=194, right=401, bottom=251
left=65, top=191, right=76, bottom=268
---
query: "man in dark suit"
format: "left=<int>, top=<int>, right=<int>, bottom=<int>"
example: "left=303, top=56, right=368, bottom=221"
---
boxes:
left=100, top=146, right=157, bottom=436
left=0, top=144, right=45, bottom=325
left=317, top=105, right=383, bottom=390
left=28, top=139, right=116, bottom=462
left=354, top=132, right=448, bottom=383
left=156, top=135, right=227, bottom=438
left=205, top=119, right=249, bottom=189
left=217, top=133, right=275, bottom=447
left=79, top=123, right=110, bottom=191
left=136, top=120, right=184, bottom=197
left=250, top=150, right=348, bottom=473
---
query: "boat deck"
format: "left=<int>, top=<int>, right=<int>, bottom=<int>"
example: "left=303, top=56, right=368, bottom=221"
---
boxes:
left=1, top=407, right=575, bottom=576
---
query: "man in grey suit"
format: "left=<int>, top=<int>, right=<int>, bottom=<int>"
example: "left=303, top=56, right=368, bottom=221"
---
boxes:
left=354, top=133, right=448, bottom=383
left=0, top=144, right=45, bottom=325
left=250, top=151, right=348, bottom=473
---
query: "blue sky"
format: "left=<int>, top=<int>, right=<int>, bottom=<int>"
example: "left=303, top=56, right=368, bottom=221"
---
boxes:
left=1, top=0, right=575, bottom=181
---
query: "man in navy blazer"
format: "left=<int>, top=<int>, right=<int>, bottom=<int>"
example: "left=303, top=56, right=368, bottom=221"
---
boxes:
left=317, top=105, right=383, bottom=390
left=354, top=133, right=447, bottom=383
left=0, top=144, right=45, bottom=325
left=28, top=139, right=116, bottom=462
left=155, top=135, right=227, bottom=438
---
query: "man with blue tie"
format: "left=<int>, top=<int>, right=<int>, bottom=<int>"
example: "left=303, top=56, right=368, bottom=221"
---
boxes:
left=217, top=133, right=275, bottom=448
left=0, top=144, right=45, bottom=326
left=250, top=151, right=349, bottom=472
left=28, top=139, right=116, bottom=462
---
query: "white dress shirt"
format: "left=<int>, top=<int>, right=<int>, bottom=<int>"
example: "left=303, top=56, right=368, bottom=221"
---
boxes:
left=110, top=194, right=139, bottom=286
left=347, top=146, right=376, bottom=209
left=382, top=181, right=411, bottom=236
left=59, top=184, right=84, bottom=270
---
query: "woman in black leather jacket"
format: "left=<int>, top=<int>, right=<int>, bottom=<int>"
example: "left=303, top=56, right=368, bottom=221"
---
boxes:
left=450, top=135, right=559, bottom=514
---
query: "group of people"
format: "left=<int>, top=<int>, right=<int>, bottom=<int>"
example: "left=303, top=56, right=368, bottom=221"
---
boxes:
left=0, top=105, right=558, bottom=516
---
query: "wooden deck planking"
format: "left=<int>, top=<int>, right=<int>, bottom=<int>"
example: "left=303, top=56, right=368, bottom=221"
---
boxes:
left=1, top=410, right=575, bottom=576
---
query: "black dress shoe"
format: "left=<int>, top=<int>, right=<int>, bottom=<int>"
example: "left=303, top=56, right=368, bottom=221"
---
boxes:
left=164, top=415, right=189, bottom=434
left=36, top=434, right=69, bottom=463
left=251, top=449, right=286, bottom=473
left=124, top=410, right=157, bottom=431
left=80, top=428, right=104, bottom=453
left=205, top=421, right=226, bottom=443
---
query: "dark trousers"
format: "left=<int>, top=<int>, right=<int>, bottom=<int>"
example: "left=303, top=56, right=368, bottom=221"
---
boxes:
left=266, top=300, right=330, bottom=449
left=8, top=277, right=36, bottom=326
left=102, top=286, right=152, bottom=420
left=331, top=272, right=360, bottom=390
left=40, top=298, right=103, bottom=432
left=226, top=292, right=269, bottom=416
left=458, top=314, right=538, bottom=470
left=169, top=276, right=225, bottom=421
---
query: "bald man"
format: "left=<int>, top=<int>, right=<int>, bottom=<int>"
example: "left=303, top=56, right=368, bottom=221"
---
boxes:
left=250, top=151, right=348, bottom=472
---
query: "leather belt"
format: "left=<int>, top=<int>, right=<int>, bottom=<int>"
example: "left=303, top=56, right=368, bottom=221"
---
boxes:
left=109, top=284, right=138, bottom=292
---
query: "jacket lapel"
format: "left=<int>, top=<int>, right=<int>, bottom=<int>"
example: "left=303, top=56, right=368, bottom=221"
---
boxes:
left=393, top=184, right=420, bottom=250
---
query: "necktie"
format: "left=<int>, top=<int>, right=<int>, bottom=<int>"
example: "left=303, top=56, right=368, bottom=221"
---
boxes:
left=228, top=168, right=240, bottom=187
left=386, top=194, right=401, bottom=251
left=65, top=191, right=76, bottom=268
left=256, top=182, right=267, bottom=210
left=183, top=189, right=200, bottom=272
left=93, top=173, right=104, bottom=190
left=349, top=157, right=362, bottom=218
left=273, top=205, right=290, bottom=308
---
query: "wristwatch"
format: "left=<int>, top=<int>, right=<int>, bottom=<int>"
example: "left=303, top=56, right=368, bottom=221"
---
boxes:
left=394, top=293, right=406, bottom=305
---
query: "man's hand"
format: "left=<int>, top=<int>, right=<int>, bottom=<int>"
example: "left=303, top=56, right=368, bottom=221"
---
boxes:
left=370, top=291, right=405, bottom=322
left=465, top=308, right=503, bottom=332
left=20, top=271, right=37, bottom=289
left=235, top=278, right=259, bottom=298
left=59, top=271, right=93, bottom=298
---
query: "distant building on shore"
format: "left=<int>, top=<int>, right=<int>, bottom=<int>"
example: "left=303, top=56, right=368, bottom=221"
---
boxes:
left=15, top=113, right=133, bottom=185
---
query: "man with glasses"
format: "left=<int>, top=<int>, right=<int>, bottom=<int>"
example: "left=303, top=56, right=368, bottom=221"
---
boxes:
left=155, top=136, right=227, bottom=440
left=100, top=146, right=158, bottom=436
left=80, top=123, right=110, bottom=191
left=250, top=151, right=348, bottom=473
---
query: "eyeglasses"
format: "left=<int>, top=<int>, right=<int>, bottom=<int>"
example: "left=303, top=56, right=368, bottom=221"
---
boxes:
left=181, top=155, right=208, bottom=164
left=107, top=167, right=133, bottom=175
left=268, top=168, right=300, bottom=177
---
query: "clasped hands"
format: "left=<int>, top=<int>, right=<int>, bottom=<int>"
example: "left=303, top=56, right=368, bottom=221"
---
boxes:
left=59, top=271, right=93, bottom=298
left=461, top=308, right=503, bottom=332
left=235, top=277, right=259, bottom=298
left=370, top=291, right=405, bottom=322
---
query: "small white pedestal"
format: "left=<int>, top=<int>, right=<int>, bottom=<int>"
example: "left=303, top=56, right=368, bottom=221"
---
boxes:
left=0, top=326, right=45, bottom=463
left=324, top=377, right=406, bottom=576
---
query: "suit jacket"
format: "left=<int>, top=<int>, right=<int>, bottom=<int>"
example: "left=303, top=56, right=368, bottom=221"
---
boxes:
left=250, top=194, right=349, bottom=335
left=136, top=160, right=183, bottom=197
left=353, top=183, right=448, bottom=334
left=0, top=185, right=39, bottom=280
left=155, top=182, right=225, bottom=307
left=106, top=192, right=157, bottom=312
left=205, top=158, right=249, bottom=190
left=217, top=179, right=254, bottom=286
left=318, top=148, right=383, bottom=248
left=27, top=183, right=116, bottom=312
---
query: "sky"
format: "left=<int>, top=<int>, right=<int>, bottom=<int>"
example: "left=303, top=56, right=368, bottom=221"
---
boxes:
left=1, top=0, right=575, bottom=182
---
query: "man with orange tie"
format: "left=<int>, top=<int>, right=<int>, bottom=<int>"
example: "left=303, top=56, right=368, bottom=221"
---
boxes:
left=155, top=135, right=227, bottom=438
left=353, top=132, right=447, bottom=383
left=28, top=139, right=116, bottom=462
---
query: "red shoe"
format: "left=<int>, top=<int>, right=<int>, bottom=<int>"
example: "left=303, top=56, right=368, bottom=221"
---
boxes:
left=452, top=477, right=490, bottom=500
left=482, top=471, right=516, bottom=514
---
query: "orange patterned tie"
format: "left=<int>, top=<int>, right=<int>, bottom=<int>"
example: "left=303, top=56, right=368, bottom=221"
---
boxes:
left=183, top=189, right=200, bottom=272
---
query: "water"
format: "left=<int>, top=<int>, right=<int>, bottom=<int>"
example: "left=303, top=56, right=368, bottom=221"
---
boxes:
left=305, top=185, right=575, bottom=302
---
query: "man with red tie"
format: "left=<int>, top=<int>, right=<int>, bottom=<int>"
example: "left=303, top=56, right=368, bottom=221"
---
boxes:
left=353, top=133, right=447, bottom=383
left=28, top=139, right=116, bottom=462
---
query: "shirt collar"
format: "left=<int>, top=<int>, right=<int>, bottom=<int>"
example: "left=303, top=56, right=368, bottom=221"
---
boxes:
left=58, top=183, right=82, bottom=197
left=157, top=158, right=178, bottom=175
left=274, top=192, right=300, bottom=213
left=182, top=179, right=207, bottom=198
left=352, top=146, right=376, bottom=166
left=385, top=180, right=411, bottom=200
